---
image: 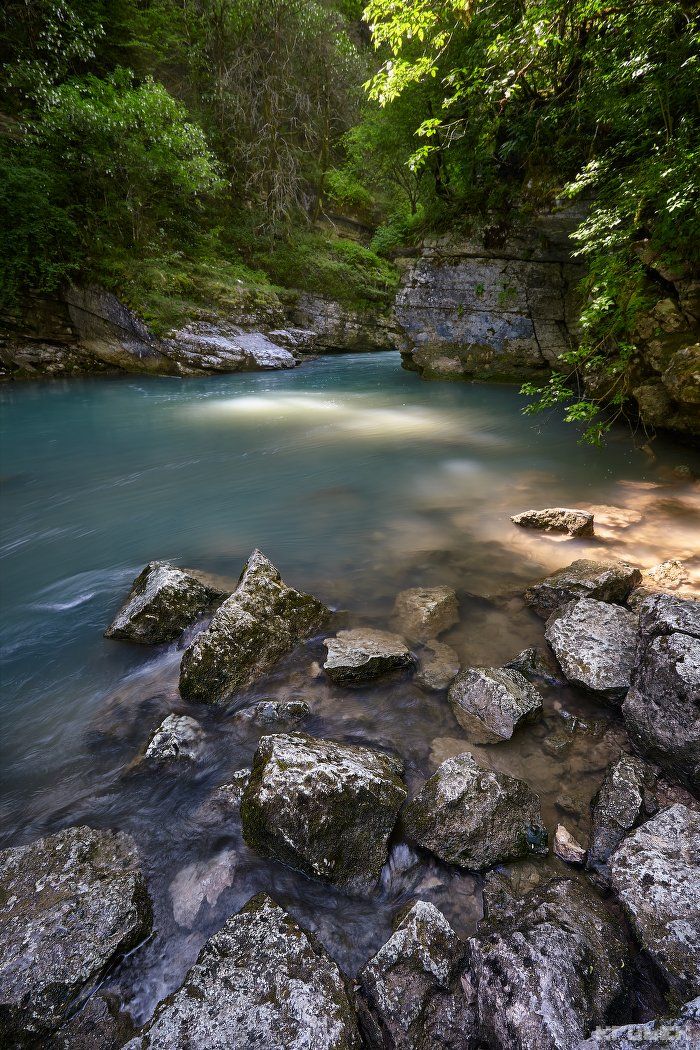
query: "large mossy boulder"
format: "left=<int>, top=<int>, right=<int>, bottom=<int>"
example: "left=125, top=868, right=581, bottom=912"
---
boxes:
left=525, top=559, right=641, bottom=617
left=448, top=666, right=543, bottom=743
left=179, top=549, right=330, bottom=703
left=545, top=598, right=638, bottom=703
left=403, top=752, right=547, bottom=871
left=357, top=901, right=476, bottom=1050
left=323, top=627, right=415, bottom=685
left=610, top=803, right=700, bottom=1000
left=125, top=893, right=361, bottom=1049
left=469, top=875, right=630, bottom=1050
left=0, top=826, right=152, bottom=1046
left=240, top=733, right=406, bottom=893
left=622, top=595, right=700, bottom=791
left=105, top=561, right=225, bottom=644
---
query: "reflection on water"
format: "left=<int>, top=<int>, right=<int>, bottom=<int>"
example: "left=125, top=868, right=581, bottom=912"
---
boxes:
left=0, top=354, right=698, bottom=1022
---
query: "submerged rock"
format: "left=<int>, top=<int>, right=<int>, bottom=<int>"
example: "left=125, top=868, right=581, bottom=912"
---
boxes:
left=0, top=826, right=152, bottom=1045
left=416, top=639, right=460, bottom=691
left=391, top=586, right=460, bottom=642
left=141, top=713, right=205, bottom=763
left=581, top=996, right=700, bottom=1048
left=194, top=770, right=251, bottom=825
left=105, top=561, right=224, bottom=644
left=587, top=754, right=656, bottom=886
left=126, top=893, right=361, bottom=1049
left=505, top=645, right=564, bottom=685
left=357, top=900, right=476, bottom=1050
left=511, top=507, right=595, bottom=537
left=232, top=698, right=310, bottom=727
left=525, top=559, right=642, bottom=617
left=403, top=752, right=547, bottom=871
left=610, top=804, right=700, bottom=999
left=622, top=595, right=700, bottom=790
left=323, top=627, right=415, bottom=686
left=545, top=598, right=638, bottom=702
left=241, top=733, right=406, bottom=892
left=554, top=824, right=587, bottom=866
left=169, top=849, right=237, bottom=928
left=448, top=666, right=543, bottom=743
left=469, top=875, right=630, bottom=1050
left=54, top=993, right=136, bottom=1050
left=179, top=549, right=329, bottom=704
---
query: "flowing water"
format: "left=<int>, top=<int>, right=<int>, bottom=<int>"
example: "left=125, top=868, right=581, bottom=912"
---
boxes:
left=1, top=353, right=699, bottom=1022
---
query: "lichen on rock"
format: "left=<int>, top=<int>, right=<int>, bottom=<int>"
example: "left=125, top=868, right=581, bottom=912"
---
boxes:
left=105, top=561, right=225, bottom=644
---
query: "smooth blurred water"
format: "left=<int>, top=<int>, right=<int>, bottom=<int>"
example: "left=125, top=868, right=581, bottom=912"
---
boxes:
left=1, top=353, right=699, bottom=1020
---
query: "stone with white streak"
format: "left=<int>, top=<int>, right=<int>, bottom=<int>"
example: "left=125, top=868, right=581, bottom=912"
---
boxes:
left=545, top=598, right=638, bottom=703
left=105, top=561, right=224, bottom=644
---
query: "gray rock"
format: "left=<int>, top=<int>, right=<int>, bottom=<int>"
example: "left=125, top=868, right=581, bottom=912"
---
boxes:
left=545, top=598, right=638, bottom=702
left=323, top=627, right=415, bottom=686
left=627, top=560, right=695, bottom=611
left=622, top=596, right=700, bottom=790
left=525, top=559, right=642, bottom=617
left=554, top=824, right=587, bottom=866
left=505, top=645, right=564, bottom=685
left=587, top=754, right=656, bottom=886
left=141, top=714, right=205, bottom=762
left=179, top=549, right=330, bottom=703
left=511, top=507, right=594, bottom=537
left=105, top=561, right=224, bottom=644
left=166, top=322, right=296, bottom=371
left=241, top=733, right=406, bottom=892
left=54, top=993, right=136, bottom=1049
left=233, top=698, right=311, bottom=726
left=580, top=997, right=700, bottom=1048
left=126, top=893, right=361, bottom=1049
left=391, top=586, right=459, bottom=642
left=403, top=752, right=547, bottom=871
left=169, top=849, right=237, bottom=928
left=610, top=804, right=700, bottom=999
left=469, top=875, right=630, bottom=1050
left=448, top=666, right=543, bottom=743
left=0, top=826, right=152, bottom=1045
left=357, top=900, right=476, bottom=1050
left=416, top=639, right=460, bottom=691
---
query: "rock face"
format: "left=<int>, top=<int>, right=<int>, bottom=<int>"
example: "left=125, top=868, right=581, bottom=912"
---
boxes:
left=447, top=667, right=543, bottom=743
left=357, top=901, right=476, bottom=1050
left=580, top=996, right=700, bottom=1049
left=323, top=627, right=415, bottom=685
left=105, top=561, right=224, bottom=644
left=291, top=293, right=404, bottom=353
left=545, top=598, right=638, bottom=702
left=0, top=826, right=152, bottom=1045
left=469, top=875, right=630, bottom=1050
left=416, top=640, right=460, bottom=691
left=525, top=559, right=642, bottom=617
left=622, top=595, right=700, bottom=790
left=141, top=714, right=206, bottom=763
left=403, top=752, right=547, bottom=871
left=610, top=804, right=700, bottom=999
left=391, top=586, right=459, bottom=642
left=240, top=733, right=406, bottom=892
left=126, top=893, right=361, bottom=1049
left=179, top=549, right=329, bottom=703
left=511, top=507, right=594, bottom=537
left=587, top=754, right=655, bottom=886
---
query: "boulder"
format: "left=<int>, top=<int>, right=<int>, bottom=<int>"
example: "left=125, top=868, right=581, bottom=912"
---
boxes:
left=554, top=824, right=586, bottom=866
left=545, top=598, right=638, bottom=703
left=448, top=667, right=543, bottom=743
left=0, top=826, right=152, bottom=1045
left=323, top=628, right=415, bottom=686
left=179, top=550, right=330, bottom=704
left=511, top=507, right=594, bottom=537
left=141, top=714, right=205, bottom=763
left=105, top=561, right=224, bottom=644
left=587, top=754, right=656, bottom=886
left=525, top=559, right=642, bottom=617
left=610, top=804, right=700, bottom=998
left=357, top=901, right=476, bottom=1050
left=391, top=586, right=459, bottom=642
left=240, top=733, right=406, bottom=893
left=469, top=875, right=630, bottom=1050
left=416, top=640, right=460, bottom=691
left=232, top=698, right=310, bottom=727
left=403, top=752, right=547, bottom=871
left=125, top=893, right=361, bottom=1049
left=505, top=646, right=564, bottom=685
left=580, top=996, right=700, bottom=1048
left=622, top=595, right=700, bottom=790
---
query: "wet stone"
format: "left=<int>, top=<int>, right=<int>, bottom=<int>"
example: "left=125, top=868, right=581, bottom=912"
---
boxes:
left=323, top=627, right=415, bottom=686
left=141, top=713, right=205, bottom=763
left=194, top=770, right=251, bottom=825
left=448, top=666, right=543, bottom=743
left=391, top=585, right=460, bottom=642
left=356, top=900, right=476, bottom=1050
left=511, top=507, right=595, bottom=537
left=580, top=996, right=700, bottom=1048
left=416, top=639, right=460, bottom=691
left=125, top=893, right=361, bottom=1049
left=0, top=826, right=152, bottom=1046
left=587, top=754, right=656, bottom=887
left=54, top=993, right=136, bottom=1049
left=610, top=804, right=700, bottom=1000
left=232, top=698, right=310, bottom=726
left=240, top=733, right=407, bottom=893
left=169, top=849, right=237, bottom=928
left=525, top=559, right=642, bottom=617
left=554, top=824, right=587, bottom=866
left=403, top=752, right=548, bottom=871
left=545, top=598, right=638, bottom=703
left=505, top=645, right=564, bottom=686
left=105, top=561, right=224, bottom=644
